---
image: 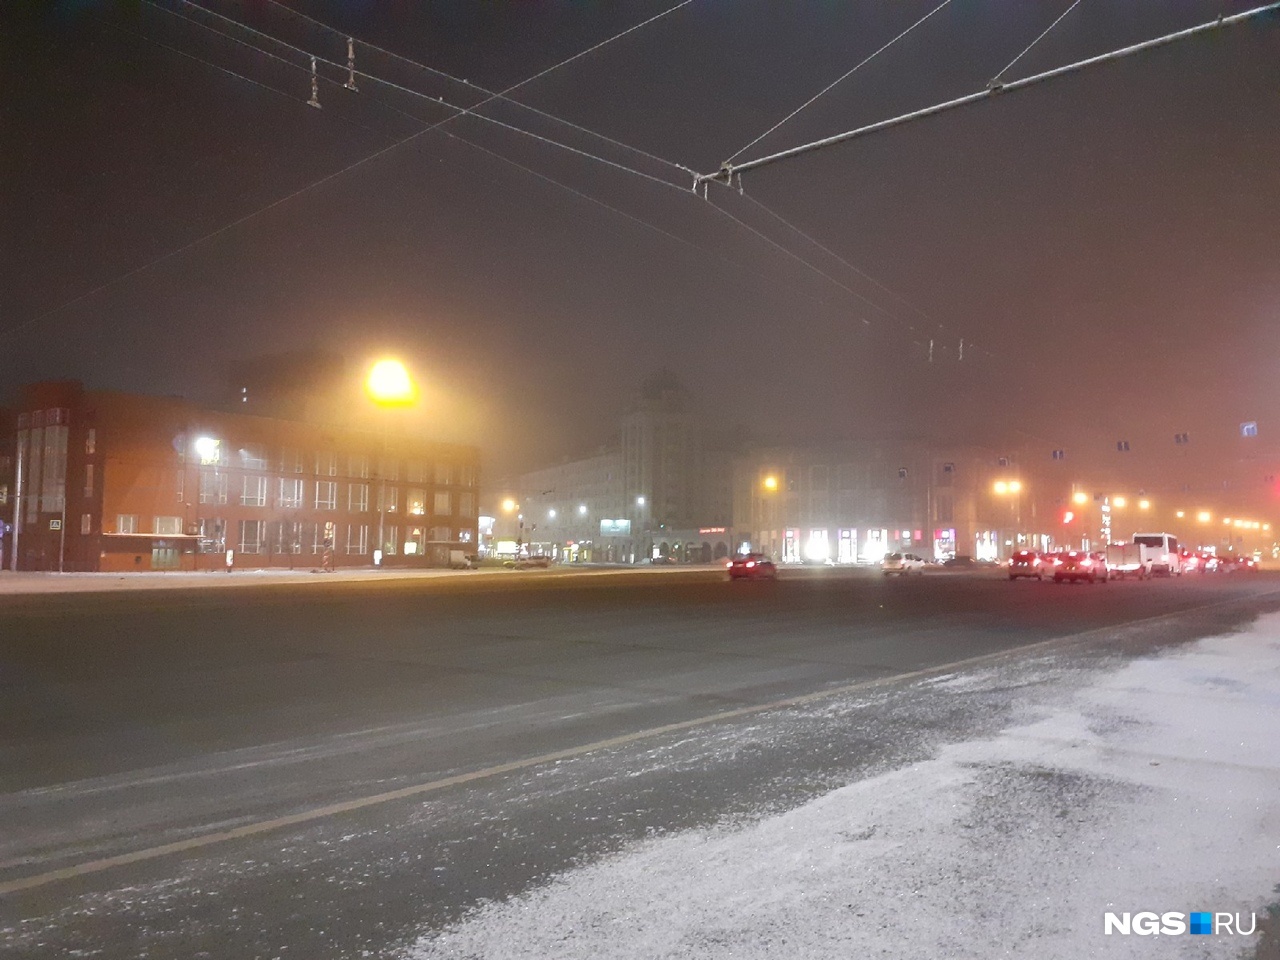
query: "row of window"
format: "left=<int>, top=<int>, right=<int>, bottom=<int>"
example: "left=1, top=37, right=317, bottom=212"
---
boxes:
left=192, top=476, right=474, bottom=517
left=104, top=516, right=473, bottom=554
left=190, top=442, right=477, bottom=486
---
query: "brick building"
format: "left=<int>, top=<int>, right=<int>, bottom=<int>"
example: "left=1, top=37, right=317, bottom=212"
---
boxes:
left=8, top=381, right=480, bottom=572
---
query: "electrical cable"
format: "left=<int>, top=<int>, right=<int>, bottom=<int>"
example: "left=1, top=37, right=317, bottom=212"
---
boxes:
left=257, top=0, right=695, bottom=178
left=738, top=191, right=949, bottom=338
left=990, top=0, right=1085, bottom=84
left=155, top=0, right=691, bottom=192
left=153, top=0, right=954, bottom=353
left=727, top=0, right=953, bottom=163
left=9, top=0, right=700, bottom=336
left=699, top=1, right=1280, bottom=184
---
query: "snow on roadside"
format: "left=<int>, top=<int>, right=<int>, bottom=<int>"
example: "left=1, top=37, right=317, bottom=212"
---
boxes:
left=408, top=615, right=1280, bottom=959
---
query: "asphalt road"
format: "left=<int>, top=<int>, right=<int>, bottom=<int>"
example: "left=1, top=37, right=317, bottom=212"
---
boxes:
left=3, top=566, right=1278, bottom=957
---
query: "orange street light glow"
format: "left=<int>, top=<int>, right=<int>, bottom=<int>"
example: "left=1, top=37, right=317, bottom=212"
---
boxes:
left=366, top=359, right=417, bottom=406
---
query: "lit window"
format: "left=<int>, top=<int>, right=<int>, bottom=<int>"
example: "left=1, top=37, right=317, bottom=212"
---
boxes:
left=349, top=483, right=369, bottom=513
left=315, top=481, right=338, bottom=510
left=241, top=475, right=267, bottom=507
left=346, top=524, right=369, bottom=555
left=238, top=519, right=264, bottom=554
left=80, top=513, right=92, bottom=535
left=407, top=488, right=426, bottom=516
left=278, top=478, right=304, bottom=509
left=154, top=516, right=182, bottom=536
left=117, top=514, right=138, bottom=534
left=240, top=445, right=268, bottom=470
left=379, top=486, right=399, bottom=513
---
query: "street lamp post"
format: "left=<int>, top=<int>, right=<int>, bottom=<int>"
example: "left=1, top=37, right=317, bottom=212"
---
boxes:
left=993, top=479, right=1023, bottom=559
left=365, top=359, right=418, bottom=568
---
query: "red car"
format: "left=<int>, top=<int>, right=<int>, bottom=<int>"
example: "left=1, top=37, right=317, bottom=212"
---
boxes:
left=729, top=553, right=778, bottom=580
left=1008, top=549, right=1047, bottom=581
left=1053, top=550, right=1109, bottom=584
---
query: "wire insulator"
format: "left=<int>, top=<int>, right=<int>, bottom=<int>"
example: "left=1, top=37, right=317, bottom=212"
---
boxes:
left=308, top=56, right=321, bottom=108
left=345, top=37, right=358, bottom=91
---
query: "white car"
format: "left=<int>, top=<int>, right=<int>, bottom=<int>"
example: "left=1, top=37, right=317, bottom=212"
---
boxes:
left=882, top=552, right=926, bottom=576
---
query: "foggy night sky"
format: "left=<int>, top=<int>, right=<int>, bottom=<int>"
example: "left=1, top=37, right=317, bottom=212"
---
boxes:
left=5, top=0, right=1280, bottom=487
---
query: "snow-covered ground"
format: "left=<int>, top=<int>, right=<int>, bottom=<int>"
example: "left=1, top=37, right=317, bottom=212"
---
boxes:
left=409, top=616, right=1280, bottom=959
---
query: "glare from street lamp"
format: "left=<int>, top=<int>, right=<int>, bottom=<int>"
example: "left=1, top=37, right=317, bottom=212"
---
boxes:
left=548, top=509, right=556, bottom=519
left=763, top=475, right=778, bottom=492
left=1138, top=499, right=1150, bottom=510
left=1197, top=511, right=1211, bottom=523
left=365, top=359, right=417, bottom=406
left=1113, top=496, right=1127, bottom=508
left=502, top=498, right=517, bottom=513
left=1072, top=491, right=1089, bottom=505
left=578, top=504, right=588, bottom=516
left=636, top=496, right=645, bottom=506
left=993, top=480, right=1008, bottom=495
left=194, top=435, right=220, bottom=464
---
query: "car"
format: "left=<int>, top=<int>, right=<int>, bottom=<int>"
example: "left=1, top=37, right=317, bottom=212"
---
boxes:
left=1007, top=549, right=1047, bottom=581
left=728, top=553, right=778, bottom=580
left=510, top=554, right=551, bottom=569
left=881, top=552, right=927, bottom=575
left=942, top=555, right=978, bottom=569
left=1053, top=550, right=1109, bottom=583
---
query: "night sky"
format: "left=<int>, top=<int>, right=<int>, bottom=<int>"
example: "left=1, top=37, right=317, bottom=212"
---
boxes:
left=6, top=0, right=1280, bottom=492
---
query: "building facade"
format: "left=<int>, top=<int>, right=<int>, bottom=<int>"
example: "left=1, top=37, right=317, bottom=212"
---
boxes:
left=494, top=375, right=737, bottom=563
left=8, top=381, right=480, bottom=572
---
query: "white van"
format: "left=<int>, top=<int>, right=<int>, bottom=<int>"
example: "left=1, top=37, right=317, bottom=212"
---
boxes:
left=1131, top=533, right=1181, bottom=576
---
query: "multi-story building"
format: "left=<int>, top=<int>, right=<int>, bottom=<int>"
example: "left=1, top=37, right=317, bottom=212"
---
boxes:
left=495, top=374, right=739, bottom=563
left=7, top=381, right=480, bottom=572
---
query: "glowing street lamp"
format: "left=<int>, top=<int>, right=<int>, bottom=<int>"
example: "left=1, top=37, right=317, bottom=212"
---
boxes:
left=763, top=475, right=778, bottom=492
left=1198, top=511, right=1211, bottom=523
left=1072, top=491, right=1089, bottom=506
left=1138, top=499, right=1150, bottom=511
left=365, top=359, right=417, bottom=406
left=1113, top=496, right=1127, bottom=509
left=365, top=359, right=418, bottom=567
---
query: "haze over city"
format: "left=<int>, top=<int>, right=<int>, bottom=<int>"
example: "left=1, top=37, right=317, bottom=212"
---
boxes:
left=8, top=0, right=1279, bottom=485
